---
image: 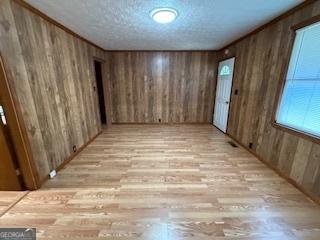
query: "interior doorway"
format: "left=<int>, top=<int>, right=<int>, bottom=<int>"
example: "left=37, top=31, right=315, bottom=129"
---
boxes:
left=213, top=57, right=235, bottom=133
left=94, top=60, right=107, bottom=125
left=0, top=61, right=23, bottom=191
left=0, top=117, right=22, bottom=190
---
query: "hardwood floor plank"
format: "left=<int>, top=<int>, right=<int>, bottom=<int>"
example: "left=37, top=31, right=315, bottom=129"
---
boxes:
left=0, top=124, right=319, bottom=239
left=0, top=191, right=28, bottom=217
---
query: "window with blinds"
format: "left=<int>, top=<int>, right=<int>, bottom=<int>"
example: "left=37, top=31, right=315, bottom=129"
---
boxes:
left=276, top=21, right=320, bottom=138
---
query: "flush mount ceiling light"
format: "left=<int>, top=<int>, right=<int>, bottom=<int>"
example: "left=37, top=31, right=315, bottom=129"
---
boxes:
left=150, top=8, right=178, bottom=24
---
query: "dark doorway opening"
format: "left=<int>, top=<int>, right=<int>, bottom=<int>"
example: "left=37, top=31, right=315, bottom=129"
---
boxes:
left=94, top=60, right=107, bottom=125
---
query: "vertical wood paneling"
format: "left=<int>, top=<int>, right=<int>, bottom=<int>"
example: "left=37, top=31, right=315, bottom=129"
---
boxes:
left=106, top=51, right=217, bottom=123
left=219, top=1, right=320, bottom=199
left=0, top=0, right=105, bottom=180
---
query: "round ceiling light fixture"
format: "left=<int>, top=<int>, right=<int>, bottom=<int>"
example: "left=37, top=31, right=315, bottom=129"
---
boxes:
left=150, top=8, right=178, bottom=24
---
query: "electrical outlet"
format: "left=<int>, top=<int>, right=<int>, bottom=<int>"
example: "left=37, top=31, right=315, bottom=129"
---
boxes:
left=49, top=170, right=57, bottom=179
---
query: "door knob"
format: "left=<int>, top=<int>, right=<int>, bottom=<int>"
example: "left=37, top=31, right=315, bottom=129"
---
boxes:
left=0, top=105, right=7, bottom=125
left=225, top=101, right=229, bottom=104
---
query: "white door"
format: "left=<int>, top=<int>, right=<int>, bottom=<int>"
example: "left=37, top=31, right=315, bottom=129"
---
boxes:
left=213, top=57, right=235, bottom=133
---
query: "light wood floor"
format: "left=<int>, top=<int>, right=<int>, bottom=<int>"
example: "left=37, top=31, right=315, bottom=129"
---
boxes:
left=0, top=124, right=319, bottom=239
left=0, top=192, right=27, bottom=217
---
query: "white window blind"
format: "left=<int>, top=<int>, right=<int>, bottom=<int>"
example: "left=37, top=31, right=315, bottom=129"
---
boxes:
left=276, top=21, right=320, bottom=137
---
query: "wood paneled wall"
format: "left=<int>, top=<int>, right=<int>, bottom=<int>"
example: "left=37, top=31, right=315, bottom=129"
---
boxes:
left=106, top=52, right=217, bottom=123
left=0, top=0, right=104, bottom=181
left=219, top=1, right=320, bottom=200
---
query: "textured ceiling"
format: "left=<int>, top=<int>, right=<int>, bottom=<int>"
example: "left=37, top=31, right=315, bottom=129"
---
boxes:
left=25, top=0, right=303, bottom=50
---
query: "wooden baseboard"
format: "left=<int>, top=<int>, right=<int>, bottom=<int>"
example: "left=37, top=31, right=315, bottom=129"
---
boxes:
left=226, top=133, right=320, bottom=206
left=39, top=131, right=102, bottom=187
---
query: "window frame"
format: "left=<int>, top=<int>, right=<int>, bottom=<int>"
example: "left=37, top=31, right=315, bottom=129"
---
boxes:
left=272, top=15, right=320, bottom=144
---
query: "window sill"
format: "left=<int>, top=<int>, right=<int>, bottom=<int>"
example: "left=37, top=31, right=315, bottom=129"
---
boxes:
left=271, top=122, right=320, bottom=145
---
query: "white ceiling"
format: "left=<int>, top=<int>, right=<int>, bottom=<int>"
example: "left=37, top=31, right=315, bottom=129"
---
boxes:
left=25, top=0, right=303, bottom=50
